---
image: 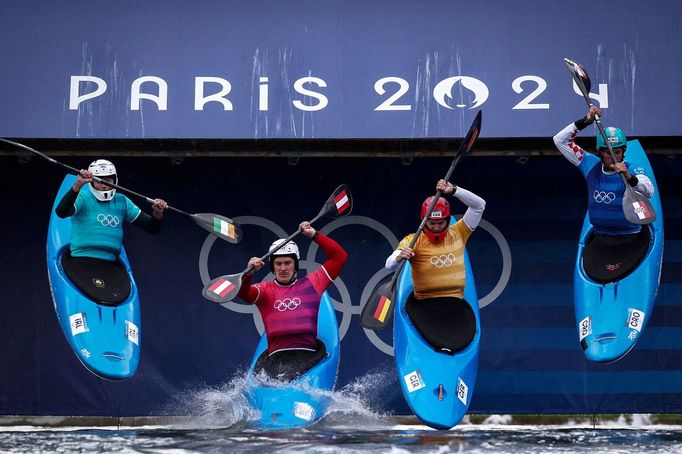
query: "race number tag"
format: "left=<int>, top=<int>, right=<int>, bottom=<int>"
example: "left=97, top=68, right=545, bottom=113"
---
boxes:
left=125, top=320, right=139, bottom=345
left=626, top=309, right=645, bottom=332
left=69, top=313, right=88, bottom=336
left=293, top=401, right=315, bottom=421
left=403, top=370, right=425, bottom=393
left=578, top=316, right=592, bottom=341
left=457, top=378, right=469, bottom=405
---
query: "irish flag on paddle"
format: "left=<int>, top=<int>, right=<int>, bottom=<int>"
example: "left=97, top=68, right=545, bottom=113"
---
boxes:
left=214, top=216, right=236, bottom=239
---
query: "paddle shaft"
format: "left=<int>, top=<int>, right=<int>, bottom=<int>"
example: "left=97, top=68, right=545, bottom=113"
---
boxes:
left=1, top=138, right=191, bottom=217
left=566, top=73, right=631, bottom=188
left=238, top=209, right=328, bottom=276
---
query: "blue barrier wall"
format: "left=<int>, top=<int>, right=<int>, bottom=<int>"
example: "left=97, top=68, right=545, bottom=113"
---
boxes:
left=1, top=150, right=681, bottom=416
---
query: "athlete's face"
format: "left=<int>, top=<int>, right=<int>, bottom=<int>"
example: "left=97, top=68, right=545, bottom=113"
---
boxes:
left=599, top=146, right=625, bottom=170
left=426, top=219, right=448, bottom=233
left=92, top=176, right=115, bottom=191
left=273, top=257, right=296, bottom=283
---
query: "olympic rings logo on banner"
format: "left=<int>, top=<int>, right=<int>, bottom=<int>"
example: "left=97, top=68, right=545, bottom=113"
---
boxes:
left=593, top=190, right=616, bottom=204
left=430, top=253, right=456, bottom=268
left=96, top=214, right=120, bottom=227
left=199, top=215, right=512, bottom=357
left=274, top=298, right=301, bottom=311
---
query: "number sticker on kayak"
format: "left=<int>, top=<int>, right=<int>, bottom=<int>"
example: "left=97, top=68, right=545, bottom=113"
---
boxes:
left=69, top=313, right=89, bottom=336
left=626, top=309, right=645, bottom=332
left=457, top=378, right=469, bottom=405
left=578, top=316, right=591, bottom=341
left=125, top=320, right=139, bottom=345
left=404, top=371, right=425, bottom=393
left=293, top=402, right=314, bottom=421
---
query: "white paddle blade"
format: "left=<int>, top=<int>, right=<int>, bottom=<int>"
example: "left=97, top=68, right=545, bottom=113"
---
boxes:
left=623, top=188, right=657, bottom=225
left=194, top=213, right=242, bottom=244
left=202, top=273, right=243, bottom=303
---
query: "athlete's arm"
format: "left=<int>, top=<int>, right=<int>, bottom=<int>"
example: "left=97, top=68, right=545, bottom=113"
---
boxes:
left=553, top=122, right=586, bottom=166
left=453, top=186, right=486, bottom=231
left=316, top=233, right=348, bottom=280
left=236, top=273, right=260, bottom=304
left=131, top=211, right=162, bottom=233
left=55, top=188, right=78, bottom=218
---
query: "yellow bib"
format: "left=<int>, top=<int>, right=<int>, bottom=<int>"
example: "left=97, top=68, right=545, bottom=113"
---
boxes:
left=398, top=219, right=472, bottom=299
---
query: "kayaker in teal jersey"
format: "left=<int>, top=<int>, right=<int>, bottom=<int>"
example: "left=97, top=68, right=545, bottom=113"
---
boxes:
left=55, top=159, right=167, bottom=261
left=553, top=106, right=655, bottom=283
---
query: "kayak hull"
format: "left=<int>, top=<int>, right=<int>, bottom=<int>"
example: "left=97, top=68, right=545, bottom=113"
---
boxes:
left=394, top=220, right=480, bottom=430
left=47, top=175, right=141, bottom=380
left=244, top=292, right=340, bottom=430
left=574, top=140, right=664, bottom=363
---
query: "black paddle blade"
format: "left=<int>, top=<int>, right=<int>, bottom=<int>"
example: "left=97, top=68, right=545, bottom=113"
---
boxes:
left=202, top=273, right=243, bottom=303
left=360, top=279, right=396, bottom=331
left=563, top=57, right=592, bottom=97
left=320, top=184, right=353, bottom=219
left=463, top=110, right=482, bottom=155
left=623, top=188, right=657, bottom=225
left=193, top=213, right=242, bottom=244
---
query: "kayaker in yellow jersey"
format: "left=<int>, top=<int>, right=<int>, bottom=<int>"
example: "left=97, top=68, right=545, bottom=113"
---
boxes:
left=385, top=179, right=486, bottom=352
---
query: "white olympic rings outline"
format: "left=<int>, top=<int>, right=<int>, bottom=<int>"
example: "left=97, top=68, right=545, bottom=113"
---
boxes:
left=593, top=190, right=616, bottom=204
left=274, top=297, right=301, bottom=311
left=96, top=214, right=120, bottom=227
left=199, top=215, right=512, bottom=356
left=430, top=253, right=456, bottom=268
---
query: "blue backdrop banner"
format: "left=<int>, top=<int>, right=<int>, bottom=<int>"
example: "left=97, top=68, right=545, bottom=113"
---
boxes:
left=1, top=149, right=681, bottom=416
left=1, top=0, right=681, bottom=139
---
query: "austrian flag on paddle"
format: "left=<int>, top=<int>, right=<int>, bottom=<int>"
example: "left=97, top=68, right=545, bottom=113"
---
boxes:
left=632, top=201, right=652, bottom=220
left=208, top=278, right=235, bottom=298
left=334, top=190, right=351, bottom=214
left=214, top=217, right=235, bottom=239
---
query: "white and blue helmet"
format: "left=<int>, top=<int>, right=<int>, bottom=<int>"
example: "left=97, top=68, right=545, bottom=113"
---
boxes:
left=88, top=159, right=117, bottom=201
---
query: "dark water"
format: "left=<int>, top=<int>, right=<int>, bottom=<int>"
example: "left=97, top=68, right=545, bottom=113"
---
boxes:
left=2, top=424, right=682, bottom=453
left=2, top=373, right=681, bottom=452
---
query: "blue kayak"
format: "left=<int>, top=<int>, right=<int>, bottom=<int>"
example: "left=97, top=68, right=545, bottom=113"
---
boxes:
left=394, top=220, right=480, bottom=430
left=47, top=175, right=141, bottom=380
left=574, top=140, right=664, bottom=362
left=243, top=291, right=340, bottom=430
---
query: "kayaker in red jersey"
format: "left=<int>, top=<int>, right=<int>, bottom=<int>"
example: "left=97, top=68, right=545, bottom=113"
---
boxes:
left=236, top=220, right=348, bottom=381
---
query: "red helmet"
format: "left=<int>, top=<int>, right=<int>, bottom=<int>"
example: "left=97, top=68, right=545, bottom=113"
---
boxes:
left=421, top=196, right=450, bottom=221
left=421, top=196, right=450, bottom=243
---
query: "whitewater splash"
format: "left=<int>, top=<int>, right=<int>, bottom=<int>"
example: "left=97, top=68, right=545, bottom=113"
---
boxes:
left=165, top=369, right=394, bottom=430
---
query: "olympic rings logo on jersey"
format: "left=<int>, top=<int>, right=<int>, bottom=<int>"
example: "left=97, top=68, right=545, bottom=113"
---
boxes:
left=274, top=297, right=301, bottom=311
left=593, top=190, right=616, bottom=204
left=430, top=253, right=456, bottom=268
left=96, top=214, right=120, bottom=227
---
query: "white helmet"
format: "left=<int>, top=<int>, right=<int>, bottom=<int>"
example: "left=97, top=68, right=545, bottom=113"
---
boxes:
left=269, top=239, right=300, bottom=272
left=88, top=159, right=117, bottom=201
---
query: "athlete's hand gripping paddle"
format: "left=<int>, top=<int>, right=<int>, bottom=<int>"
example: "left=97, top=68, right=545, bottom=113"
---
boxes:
left=0, top=138, right=243, bottom=243
left=563, top=58, right=656, bottom=225
left=202, top=184, right=353, bottom=304
left=360, top=110, right=482, bottom=330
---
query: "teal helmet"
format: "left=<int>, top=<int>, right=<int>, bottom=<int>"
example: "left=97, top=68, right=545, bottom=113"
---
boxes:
left=596, top=127, right=627, bottom=150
